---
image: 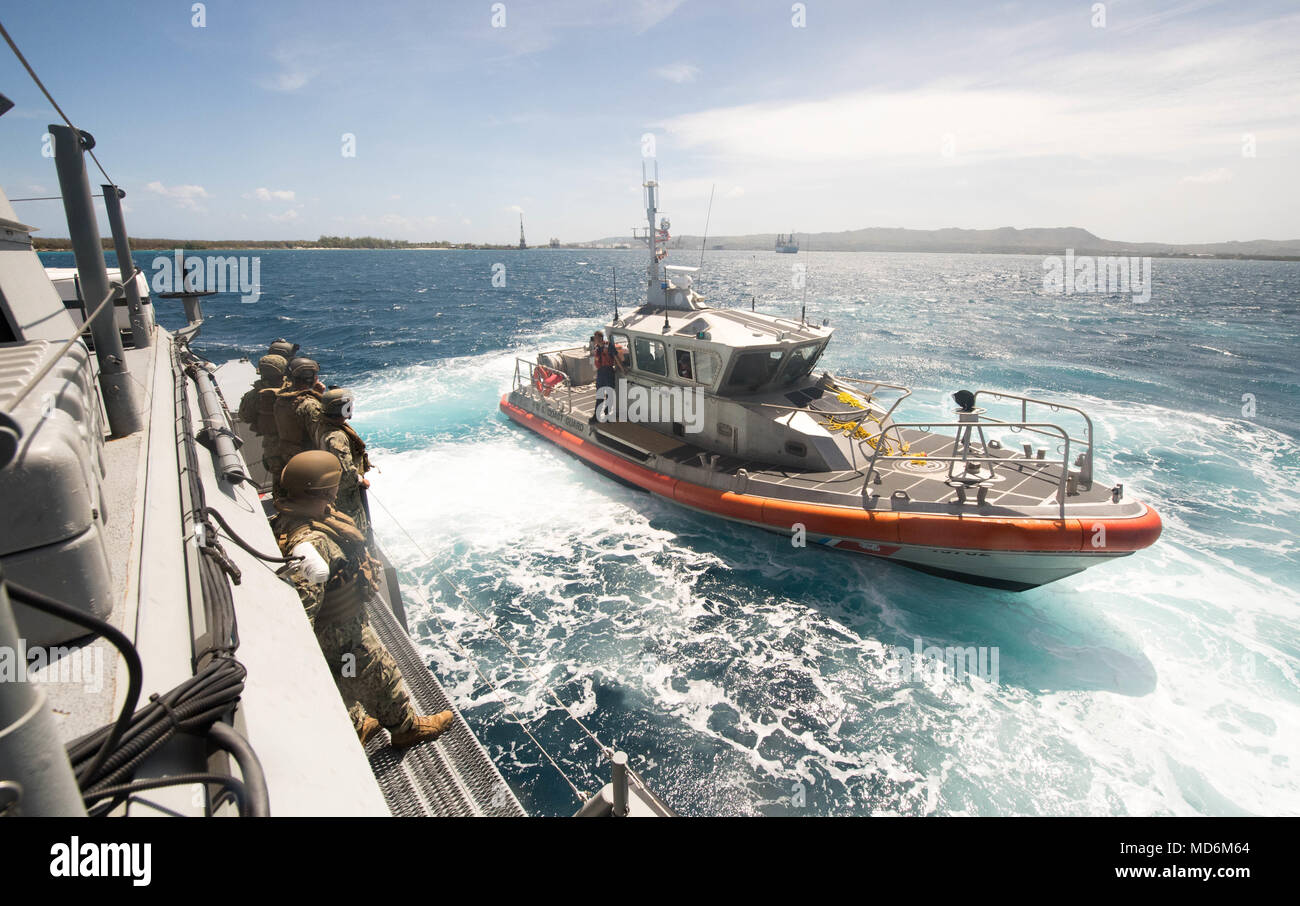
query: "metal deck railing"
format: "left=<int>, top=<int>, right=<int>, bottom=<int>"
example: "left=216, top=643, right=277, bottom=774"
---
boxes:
left=861, top=391, right=1098, bottom=519
left=512, top=356, right=580, bottom=413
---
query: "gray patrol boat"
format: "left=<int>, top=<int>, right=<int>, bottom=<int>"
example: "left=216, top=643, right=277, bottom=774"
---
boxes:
left=503, top=166, right=1162, bottom=590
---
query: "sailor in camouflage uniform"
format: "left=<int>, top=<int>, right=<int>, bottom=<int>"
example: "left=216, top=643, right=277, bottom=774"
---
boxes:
left=275, top=450, right=453, bottom=748
left=237, top=353, right=289, bottom=497
left=313, top=388, right=372, bottom=539
left=274, top=357, right=325, bottom=471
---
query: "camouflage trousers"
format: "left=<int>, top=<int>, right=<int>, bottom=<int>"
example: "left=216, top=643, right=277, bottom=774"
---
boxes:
left=315, top=612, right=415, bottom=734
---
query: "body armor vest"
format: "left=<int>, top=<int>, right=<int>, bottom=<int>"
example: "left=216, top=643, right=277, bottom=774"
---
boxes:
left=257, top=387, right=280, bottom=437
left=275, top=387, right=321, bottom=458
left=279, top=510, right=380, bottom=626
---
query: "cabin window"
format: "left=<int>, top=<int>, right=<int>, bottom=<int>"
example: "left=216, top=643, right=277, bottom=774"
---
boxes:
left=675, top=348, right=693, bottom=380
left=721, top=350, right=786, bottom=393
left=785, top=441, right=807, bottom=457
left=695, top=351, right=720, bottom=385
left=610, top=333, right=631, bottom=367
left=633, top=336, right=667, bottom=376
left=778, top=343, right=825, bottom=386
left=717, top=422, right=733, bottom=437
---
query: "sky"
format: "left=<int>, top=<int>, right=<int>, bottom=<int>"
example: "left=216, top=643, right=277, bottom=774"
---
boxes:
left=2, top=0, right=1297, bottom=244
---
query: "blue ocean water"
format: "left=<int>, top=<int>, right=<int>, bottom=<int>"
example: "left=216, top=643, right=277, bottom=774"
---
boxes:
left=44, top=247, right=1300, bottom=815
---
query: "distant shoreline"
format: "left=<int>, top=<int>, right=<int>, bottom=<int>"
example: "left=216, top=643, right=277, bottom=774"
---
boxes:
left=32, top=239, right=1300, bottom=262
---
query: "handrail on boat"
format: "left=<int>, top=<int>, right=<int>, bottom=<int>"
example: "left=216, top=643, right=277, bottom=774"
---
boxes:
left=974, top=390, right=1094, bottom=487
left=832, top=375, right=913, bottom=428
left=757, top=375, right=913, bottom=469
left=863, top=421, right=1073, bottom=519
left=513, top=356, right=576, bottom=413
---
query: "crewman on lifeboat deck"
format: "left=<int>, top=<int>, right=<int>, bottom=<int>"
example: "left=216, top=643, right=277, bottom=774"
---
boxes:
left=275, top=450, right=453, bottom=749
left=590, top=329, right=624, bottom=424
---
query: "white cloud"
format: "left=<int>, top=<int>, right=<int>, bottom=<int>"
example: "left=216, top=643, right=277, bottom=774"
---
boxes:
left=654, top=62, right=699, bottom=84
left=479, top=0, right=684, bottom=59
left=247, top=187, right=296, bottom=202
left=145, top=181, right=210, bottom=211
left=268, top=209, right=301, bottom=223
left=660, top=16, right=1300, bottom=167
left=507, top=204, right=524, bottom=214
left=1182, top=168, right=1234, bottom=184
left=259, top=42, right=329, bottom=92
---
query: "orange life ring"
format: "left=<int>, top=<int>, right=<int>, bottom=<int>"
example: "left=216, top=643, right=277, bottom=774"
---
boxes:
left=532, top=365, right=564, bottom=397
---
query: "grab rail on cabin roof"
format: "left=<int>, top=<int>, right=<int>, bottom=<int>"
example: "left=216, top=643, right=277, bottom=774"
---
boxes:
left=863, top=421, right=1074, bottom=520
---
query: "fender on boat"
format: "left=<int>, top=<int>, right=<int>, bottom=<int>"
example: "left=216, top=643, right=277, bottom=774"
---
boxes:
left=500, top=396, right=1163, bottom=554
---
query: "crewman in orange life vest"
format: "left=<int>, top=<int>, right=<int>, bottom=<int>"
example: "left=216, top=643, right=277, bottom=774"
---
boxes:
left=590, top=329, right=624, bottom=424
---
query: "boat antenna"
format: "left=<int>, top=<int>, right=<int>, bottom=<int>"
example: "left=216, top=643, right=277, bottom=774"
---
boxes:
left=751, top=254, right=756, bottom=311
left=800, top=235, right=808, bottom=327
left=698, top=183, right=715, bottom=269
left=612, top=266, right=618, bottom=321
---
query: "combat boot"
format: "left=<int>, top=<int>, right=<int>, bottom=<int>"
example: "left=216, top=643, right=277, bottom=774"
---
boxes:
left=390, top=710, right=454, bottom=749
left=357, top=716, right=381, bottom=746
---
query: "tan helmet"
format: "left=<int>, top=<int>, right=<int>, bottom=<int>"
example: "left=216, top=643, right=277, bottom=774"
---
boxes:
left=287, top=356, right=319, bottom=384
left=258, top=354, right=287, bottom=384
left=269, top=339, right=298, bottom=359
left=280, top=450, right=343, bottom=497
left=321, top=388, right=354, bottom=420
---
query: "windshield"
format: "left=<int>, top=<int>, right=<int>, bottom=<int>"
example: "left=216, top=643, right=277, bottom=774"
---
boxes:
left=721, top=349, right=786, bottom=393
left=776, top=343, right=824, bottom=386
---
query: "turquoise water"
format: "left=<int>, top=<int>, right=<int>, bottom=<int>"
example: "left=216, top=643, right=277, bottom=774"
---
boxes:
left=48, top=247, right=1299, bottom=815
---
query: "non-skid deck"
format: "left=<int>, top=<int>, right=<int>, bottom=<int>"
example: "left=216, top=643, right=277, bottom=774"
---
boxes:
left=363, top=593, right=525, bottom=817
left=535, top=383, right=1114, bottom=514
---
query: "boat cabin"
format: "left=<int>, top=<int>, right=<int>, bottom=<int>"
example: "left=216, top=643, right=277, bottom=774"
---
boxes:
left=609, top=274, right=832, bottom=398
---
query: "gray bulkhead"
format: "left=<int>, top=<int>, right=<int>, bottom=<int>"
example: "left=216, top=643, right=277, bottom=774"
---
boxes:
left=595, top=301, right=855, bottom=472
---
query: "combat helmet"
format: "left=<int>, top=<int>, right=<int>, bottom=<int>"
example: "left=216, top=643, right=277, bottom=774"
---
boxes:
left=321, top=388, right=354, bottom=420
left=269, top=339, right=299, bottom=359
left=287, top=356, right=320, bottom=384
left=258, top=354, right=287, bottom=384
left=280, top=450, right=343, bottom=497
